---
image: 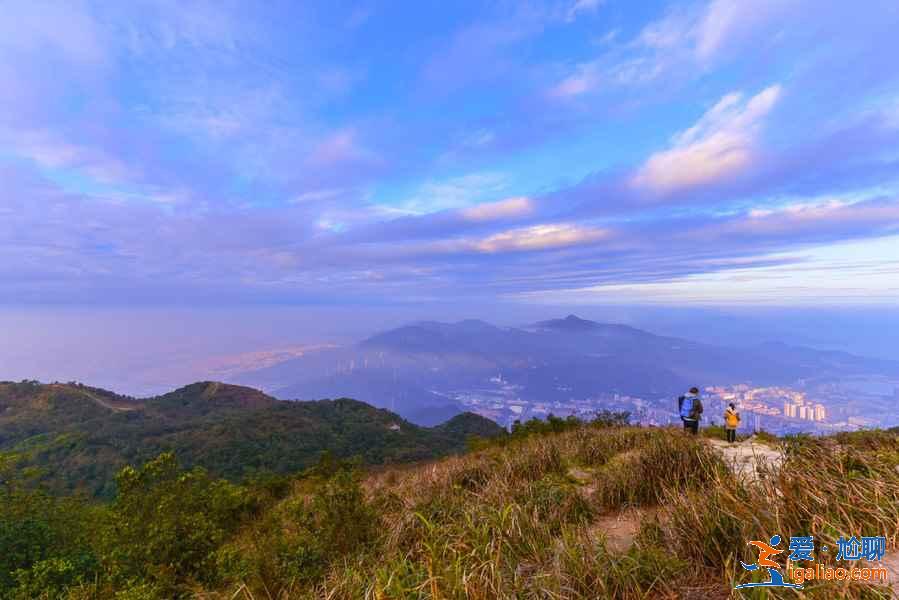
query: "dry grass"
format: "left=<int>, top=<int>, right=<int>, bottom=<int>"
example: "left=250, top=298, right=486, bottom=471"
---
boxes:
left=209, top=426, right=899, bottom=600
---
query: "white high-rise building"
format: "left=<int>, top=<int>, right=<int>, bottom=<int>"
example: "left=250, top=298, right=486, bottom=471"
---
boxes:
left=784, top=402, right=797, bottom=418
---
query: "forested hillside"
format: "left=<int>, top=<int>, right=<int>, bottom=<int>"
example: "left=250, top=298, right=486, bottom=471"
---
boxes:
left=0, top=380, right=503, bottom=497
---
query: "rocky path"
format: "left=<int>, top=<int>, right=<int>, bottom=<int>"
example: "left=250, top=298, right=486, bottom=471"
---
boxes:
left=705, top=436, right=784, bottom=483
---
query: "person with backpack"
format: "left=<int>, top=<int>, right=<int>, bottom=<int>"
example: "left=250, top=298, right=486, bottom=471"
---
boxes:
left=724, top=402, right=740, bottom=443
left=678, top=387, right=703, bottom=434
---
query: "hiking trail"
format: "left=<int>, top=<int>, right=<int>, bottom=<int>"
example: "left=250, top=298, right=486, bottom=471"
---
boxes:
left=706, top=436, right=784, bottom=483
left=49, top=384, right=137, bottom=413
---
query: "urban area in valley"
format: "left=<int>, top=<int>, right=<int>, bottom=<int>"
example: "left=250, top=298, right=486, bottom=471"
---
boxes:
left=449, top=376, right=899, bottom=435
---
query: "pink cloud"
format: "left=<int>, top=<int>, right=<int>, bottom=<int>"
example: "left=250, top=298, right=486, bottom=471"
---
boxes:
left=631, top=85, right=781, bottom=194
left=548, top=62, right=600, bottom=98
left=460, top=197, right=534, bottom=222
left=473, top=223, right=609, bottom=253
left=685, top=198, right=899, bottom=241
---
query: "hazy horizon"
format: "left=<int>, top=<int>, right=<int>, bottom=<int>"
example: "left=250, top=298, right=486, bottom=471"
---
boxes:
left=3, top=305, right=897, bottom=397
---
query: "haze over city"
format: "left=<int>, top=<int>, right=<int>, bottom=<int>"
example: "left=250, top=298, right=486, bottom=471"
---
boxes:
left=2, top=0, right=898, bottom=402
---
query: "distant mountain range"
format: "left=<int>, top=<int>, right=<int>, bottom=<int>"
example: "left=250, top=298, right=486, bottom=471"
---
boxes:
left=0, top=381, right=503, bottom=497
left=4, top=316, right=897, bottom=495
left=236, top=315, right=899, bottom=424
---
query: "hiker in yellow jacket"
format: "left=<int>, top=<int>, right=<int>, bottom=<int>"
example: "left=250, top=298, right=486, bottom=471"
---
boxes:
left=724, top=402, right=740, bottom=443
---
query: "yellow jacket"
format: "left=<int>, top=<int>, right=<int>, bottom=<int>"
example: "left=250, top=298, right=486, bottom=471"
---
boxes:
left=724, top=407, right=740, bottom=429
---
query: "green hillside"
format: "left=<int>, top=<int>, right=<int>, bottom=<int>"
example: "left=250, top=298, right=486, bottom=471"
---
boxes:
left=2, top=418, right=897, bottom=599
left=0, top=380, right=504, bottom=497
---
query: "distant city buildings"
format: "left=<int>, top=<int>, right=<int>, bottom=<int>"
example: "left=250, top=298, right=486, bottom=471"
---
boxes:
left=782, top=397, right=826, bottom=422
left=454, top=375, right=896, bottom=435
left=707, top=385, right=827, bottom=423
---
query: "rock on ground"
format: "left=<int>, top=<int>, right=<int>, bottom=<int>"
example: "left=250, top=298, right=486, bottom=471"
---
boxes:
left=706, top=437, right=784, bottom=484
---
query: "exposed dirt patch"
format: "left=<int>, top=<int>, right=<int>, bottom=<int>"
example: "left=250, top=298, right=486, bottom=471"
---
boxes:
left=201, top=381, right=222, bottom=400
left=589, top=509, right=642, bottom=553
left=566, top=465, right=651, bottom=553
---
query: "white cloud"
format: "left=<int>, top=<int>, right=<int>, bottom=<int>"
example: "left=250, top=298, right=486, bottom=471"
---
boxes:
left=527, top=234, right=899, bottom=306
left=567, top=0, right=603, bottom=23
left=473, top=223, right=608, bottom=253
left=394, top=172, right=509, bottom=215
left=587, top=0, right=802, bottom=89
left=291, top=188, right=348, bottom=204
left=699, top=198, right=899, bottom=239
left=636, top=11, right=692, bottom=50
left=11, top=128, right=137, bottom=185
left=695, top=0, right=799, bottom=62
left=549, top=62, right=600, bottom=98
left=460, top=197, right=534, bottom=222
left=631, top=85, right=782, bottom=194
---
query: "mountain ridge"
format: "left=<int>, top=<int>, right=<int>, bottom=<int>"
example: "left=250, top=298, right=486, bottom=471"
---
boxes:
left=235, top=315, right=899, bottom=426
left=0, top=380, right=504, bottom=497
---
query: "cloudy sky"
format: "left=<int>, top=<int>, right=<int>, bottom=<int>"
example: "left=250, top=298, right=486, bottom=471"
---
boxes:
left=3, top=0, right=899, bottom=312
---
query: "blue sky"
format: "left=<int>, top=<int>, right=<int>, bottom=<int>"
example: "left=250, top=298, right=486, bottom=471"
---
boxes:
left=2, top=0, right=899, bottom=309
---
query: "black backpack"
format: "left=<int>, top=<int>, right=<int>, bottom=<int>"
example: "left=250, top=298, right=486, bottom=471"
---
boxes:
left=690, top=397, right=703, bottom=420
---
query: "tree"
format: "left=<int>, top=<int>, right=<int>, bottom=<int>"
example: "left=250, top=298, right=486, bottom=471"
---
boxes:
left=102, top=453, right=253, bottom=595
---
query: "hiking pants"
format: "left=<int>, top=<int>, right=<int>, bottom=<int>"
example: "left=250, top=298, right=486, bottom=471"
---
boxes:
left=726, top=428, right=736, bottom=443
left=683, top=419, right=699, bottom=435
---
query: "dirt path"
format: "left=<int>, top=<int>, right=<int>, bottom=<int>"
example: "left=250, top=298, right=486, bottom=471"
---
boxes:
left=201, top=381, right=221, bottom=399
left=50, top=384, right=137, bottom=412
left=706, top=437, right=784, bottom=483
left=568, top=466, right=649, bottom=553
left=588, top=508, right=653, bottom=553
left=80, top=389, right=136, bottom=412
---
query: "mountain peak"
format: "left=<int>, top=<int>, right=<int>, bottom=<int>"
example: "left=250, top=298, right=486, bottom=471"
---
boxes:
left=359, top=319, right=503, bottom=352
left=534, top=315, right=600, bottom=332
left=435, top=411, right=507, bottom=437
left=151, top=381, right=276, bottom=414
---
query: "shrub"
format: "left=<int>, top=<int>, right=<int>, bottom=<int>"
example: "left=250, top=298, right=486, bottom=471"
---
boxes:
left=0, top=461, right=99, bottom=597
left=101, top=453, right=254, bottom=595
left=11, top=556, right=97, bottom=600
left=591, top=410, right=631, bottom=427
left=310, top=467, right=380, bottom=558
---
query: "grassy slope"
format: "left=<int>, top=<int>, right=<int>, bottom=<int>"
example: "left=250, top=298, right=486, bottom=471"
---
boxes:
left=212, top=425, right=899, bottom=599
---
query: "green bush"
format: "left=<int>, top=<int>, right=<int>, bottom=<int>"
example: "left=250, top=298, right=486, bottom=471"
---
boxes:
left=11, top=556, right=97, bottom=600
left=0, top=460, right=99, bottom=598
left=101, top=453, right=255, bottom=595
left=591, top=410, right=631, bottom=427
left=311, top=468, right=380, bottom=558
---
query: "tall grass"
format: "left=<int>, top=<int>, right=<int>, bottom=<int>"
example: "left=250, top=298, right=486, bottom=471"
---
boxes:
left=210, top=427, right=899, bottom=599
